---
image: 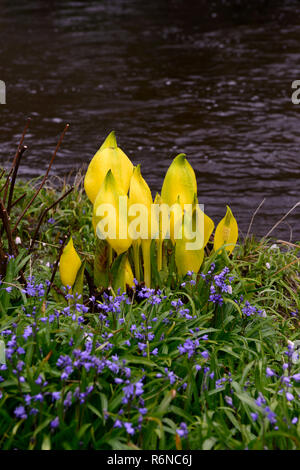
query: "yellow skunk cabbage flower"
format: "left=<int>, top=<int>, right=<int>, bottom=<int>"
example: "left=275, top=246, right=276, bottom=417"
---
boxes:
left=170, top=195, right=183, bottom=244
left=175, top=204, right=206, bottom=276
left=129, top=165, right=155, bottom=287
left=59, top=237, right=82, bottom=288
left=84, top=131, right=133, bottom=204
left=128, top=165, right=153, bottom=239
left=161, top=153, right=197, bottom=209
left=175, top=217, right=204, bottom=276
left=175, top=241, right=204, bottom=277
left=214, top=205, right=238, bottom=255
left=124, top=257, right=134, bottom=289
left=193, top=196, right=214, bottom=248
left=93, top=170, right=132, bottom=255
left=153, top=192, right=171, bottom=242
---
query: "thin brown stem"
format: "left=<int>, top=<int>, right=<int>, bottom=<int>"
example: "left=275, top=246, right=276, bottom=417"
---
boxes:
left=2, top=118, right=31, bottom=204
left=0, top=169, right=12, bottom=195
left=29, top=185, right=74, bottom=254
left=7, top=145, right=27, bottom=215
left=0, top=197, right=17, bottom=256
left=12, top=124, right=69, bottom=234
left=245, top=198, right=266, bottom=241
left=12, top=118, right=31, bottom=168
left=10, top=192, right=26, bottom=209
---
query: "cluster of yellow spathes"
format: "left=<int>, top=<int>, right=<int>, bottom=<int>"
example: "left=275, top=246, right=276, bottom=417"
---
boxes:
left=59, top=132, right=238, bottom=292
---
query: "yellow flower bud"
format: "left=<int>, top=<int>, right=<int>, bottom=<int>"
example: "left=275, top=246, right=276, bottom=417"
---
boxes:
left=175, top=210, right=204, bottom=276
left=124, top=257, right=134, bottom=289
left=214, top=205, right=238, bottom=255
left=192, top=195, right=214, bottom=248
left=59, top=237, right=82, bottom=288
left=84, top=131, right=133, bottom=204
left=129, top=165, right=153, bottom=240
left=93, top=170, right=132, bottom=255
left=161, top=153, right=197, bottom=208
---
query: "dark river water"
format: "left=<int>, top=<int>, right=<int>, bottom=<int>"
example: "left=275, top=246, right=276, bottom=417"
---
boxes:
left=1, top=0, right=300, bottom=239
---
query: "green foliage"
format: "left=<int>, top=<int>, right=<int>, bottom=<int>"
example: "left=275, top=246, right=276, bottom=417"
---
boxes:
left=0, top=173, right=299, bottom=450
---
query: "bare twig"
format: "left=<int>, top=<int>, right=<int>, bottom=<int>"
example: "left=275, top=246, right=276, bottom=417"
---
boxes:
left=0, top=242, right=8, bottom=277
left=274, top=257, right=300, bottom=275
left=0, top=174, right=9, bottom=194
left=12, top=118, right=31, bottom=168
left=0, top=197, right=17, bottom=256
left=12, top=124, right=69, bottom=234
left=29, top=185, right=74, bottom=254
left=277, top=240, right=300, bottom=249
left=0, top=196, right=27, bottom=284
left=7, top=145, right=27, bottom=215
left=10, top=192, right=26, bottom=209
left=245, top=198, right=266, bottom=240
left=262, top=202, right=300, bottom=241
left=2, top=118, right=31, bottom=204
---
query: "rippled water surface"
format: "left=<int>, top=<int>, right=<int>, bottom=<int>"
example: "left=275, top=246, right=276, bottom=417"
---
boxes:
left=1, top=0, right=300, bottom=238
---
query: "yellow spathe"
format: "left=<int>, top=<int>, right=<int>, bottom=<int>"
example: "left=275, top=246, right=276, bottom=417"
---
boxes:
left=175, top=209, right=205, bottom=276
left=93, top=170, right=132, bottom=255
left=192, top=196, right=215, bottom=248
left=84, top=131, right=133, bottom=204
left=214, top=205, right=238, bottom=255
left=59, top=237, right=82, bottom=288
left=161, top=153, right=197, bottom=208
left=129, top=164, right=157, bottom=239
left=124, top=257, right=134, bottom=288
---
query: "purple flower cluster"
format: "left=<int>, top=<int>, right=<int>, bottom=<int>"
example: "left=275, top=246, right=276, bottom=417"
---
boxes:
left=178, top=337, right=209, bottom=362
left=176, top=422, right=188, bottom=438
left=169, top=298, right=196, bottom=322
left=22, top=277, right=45, bottom=298
left=137, top=286, right=166, bottom=305
left=208, top=266, right=234, bottom=306
left=215, top=373, right=232, bottom=389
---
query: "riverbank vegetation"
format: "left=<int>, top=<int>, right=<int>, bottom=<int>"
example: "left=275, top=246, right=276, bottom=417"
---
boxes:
left=0, top=130, right=299, bottom=450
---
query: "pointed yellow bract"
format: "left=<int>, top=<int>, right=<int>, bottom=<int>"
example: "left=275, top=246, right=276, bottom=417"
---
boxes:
left=129, top=165, right=154, bottom=239
left=161, top=153, right=197, bottom=208
left=124, top=257, right=134, bottom=288
left=214, top=205, right=238, bottom=255
left=59, top=237, right=82, bottom=288
left=93, top=170, right=132, bottom=255
left=192, top=196, right=214, bottom=248
left=203, top=210, right=215, bottom=247
left=175, top=240, right=204, bottom=276
left=175, top=209, right=204, bottom=276
left=84, top=131, right=133, bottom=204
left=153, top=192, right=169, bottom=242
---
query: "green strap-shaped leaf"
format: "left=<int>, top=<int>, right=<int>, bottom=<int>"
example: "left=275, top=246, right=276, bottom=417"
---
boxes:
left=112, top=253, right=127, bottom=294
left=0, top=340, right=6, bottom=364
